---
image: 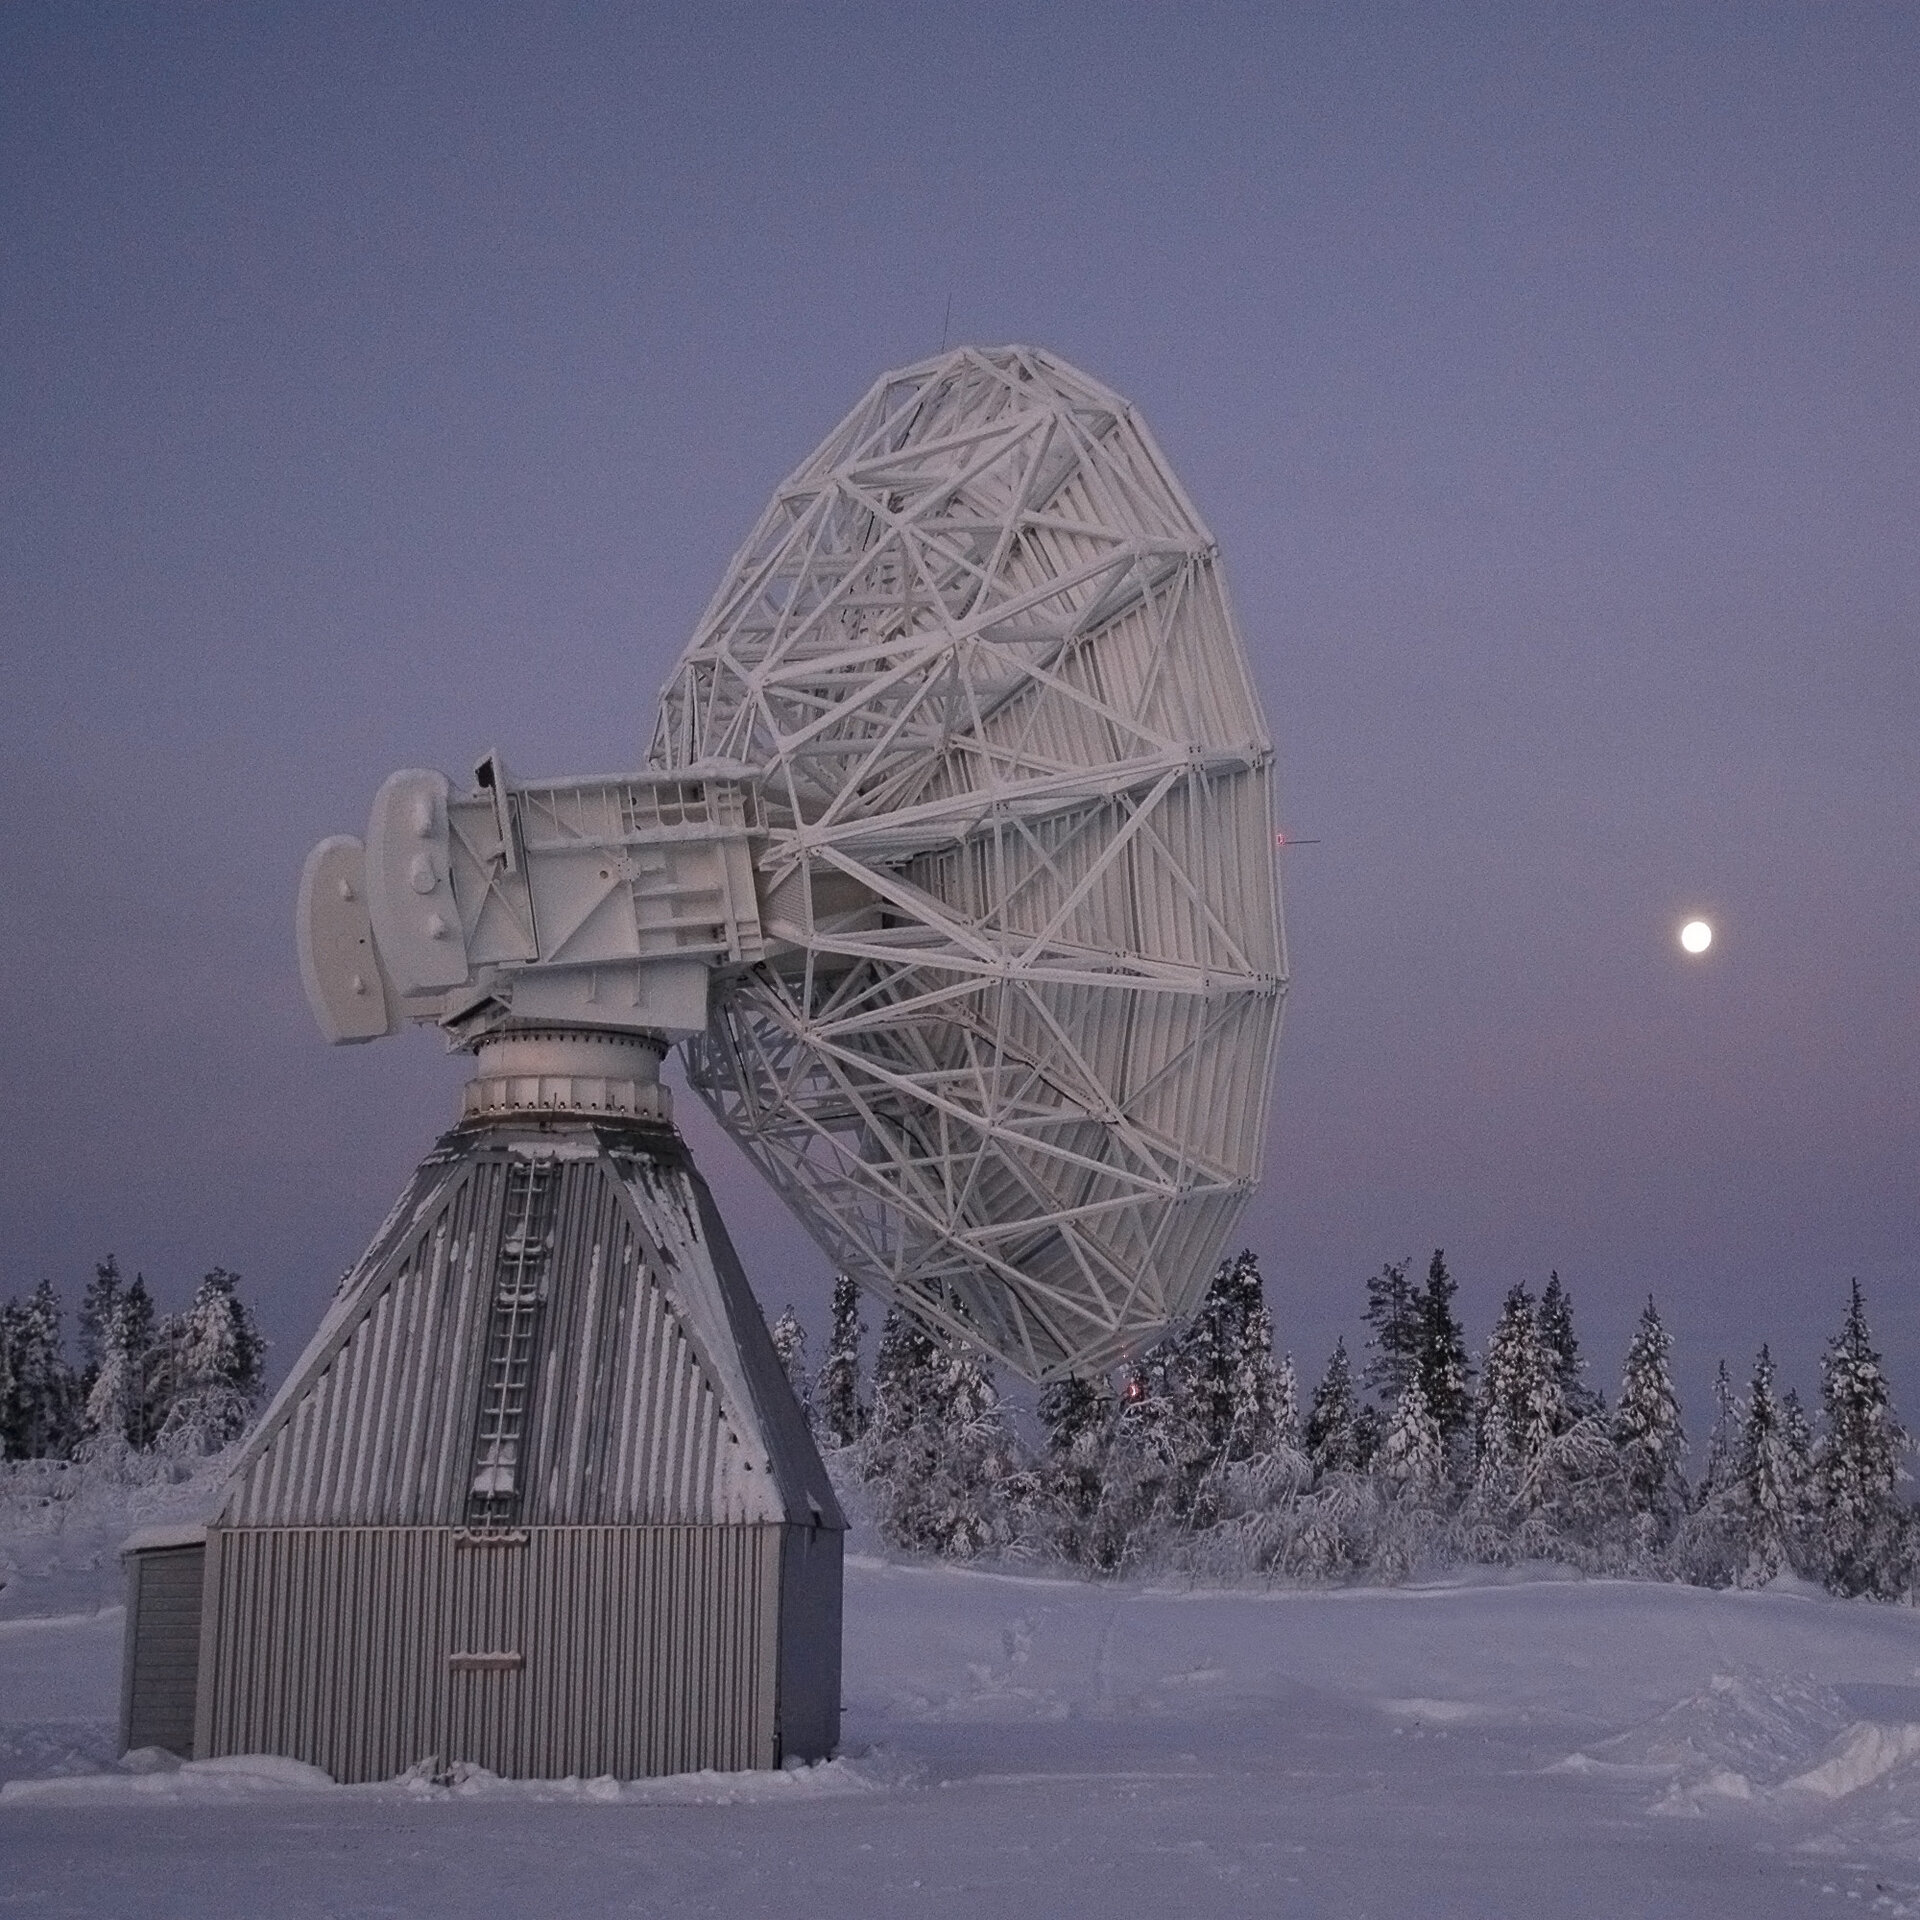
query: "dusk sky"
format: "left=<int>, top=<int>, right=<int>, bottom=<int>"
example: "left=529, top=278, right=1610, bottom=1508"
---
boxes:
left=5, top=2, right=1915, bottom=1426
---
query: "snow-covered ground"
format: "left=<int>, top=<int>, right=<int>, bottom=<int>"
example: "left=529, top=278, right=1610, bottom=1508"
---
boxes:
left=10, top=1467, right=1920, bottom=1916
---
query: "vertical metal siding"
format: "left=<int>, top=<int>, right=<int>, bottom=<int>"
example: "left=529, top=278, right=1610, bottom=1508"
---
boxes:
left=200, top=1525, right=784, bottom=1783
left=196, top=1122, right=842, bottom=1783
left=219, top=1148, right=783, bottom=1530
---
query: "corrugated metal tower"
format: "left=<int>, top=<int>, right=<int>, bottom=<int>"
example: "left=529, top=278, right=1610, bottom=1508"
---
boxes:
left=122, top=347, right=1285, bottom=1782
left=129, top=1035, right=843, bottom=1783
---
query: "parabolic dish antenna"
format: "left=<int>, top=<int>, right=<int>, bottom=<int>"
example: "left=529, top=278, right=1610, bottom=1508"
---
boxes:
left=652, top=347, right=1286, bottom=1377
left=300, top=345, right=1287, bottom=1381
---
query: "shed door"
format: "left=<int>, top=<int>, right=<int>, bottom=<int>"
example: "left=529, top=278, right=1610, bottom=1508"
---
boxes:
left=122, top=1545, right=205, bottom=1758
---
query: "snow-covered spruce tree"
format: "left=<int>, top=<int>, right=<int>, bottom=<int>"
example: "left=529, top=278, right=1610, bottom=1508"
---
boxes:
left=154, top=1269, right=266, bottom=1453
left=1351, top=1402, right=1385, bottom=1470
left=1169, top=1331, right=1371, bottom=1585
left=1671, top=1360, right=1747, bottom=1585
left=1511, top=1285, right=1567, bottom=1462
left=1377, top=1376, right=1445, bottom=1501
left=1468, top=1283, right=1623, bottom=1563
left=1414, top=1251, right=1474, bottom=1475
left=1734, top=1345, right=1796, bottom=1585
left=862, top=1308, right=1023, bottom=1559
left=769, top=1305, right=811, bottom=1422
left=77, top=1256, right=125, bottom=1393
left=1699, top=1360, right=1739, bottom=1508
left=1537, top=1271, right=1602, bottom=1426
left=0, top=1282, right=78, bottom=1460
left=1074, top=1252, right=1284, bottom=1558
left=81, top=1295, right=147, bottom=1458
left=1781, top=1386, right=1818, bottom=1574
left=1165, top=1272, right=1234, bottom=1480
left=921, top=1338, right=1026, bottom=1559
left=1183, top=1264, right=1318, bottom=1575
left=1468, top=1391, right=1518, bottom=1542
left=1238, top=1335, right=1375, bottom=1582
left=816, top=1274, right=867, bottom=1449
left=1471, top=1286, right=1559, bottom=1517
left=1166, top=1251, right=1289, bottom=1532
left=866, top=1306, right=937, bottom=1443
left=1274, top=1351, right=1300, bottom=1450
left=1363, top=1260, right=1420, bottom=1408
left=1814, top=1281, right=1911, bottom=1599
left=1038, top=1373, right=1112, bottom=1463
left=1217, top=1251, right=1282, bottom=1466
left=1036, top=1372, right=1119, bottom=1564
left=1364, top=1375, right=1450, bottom=1579
left=115, top=1274, right=158, bottom=1449
left=1305, top=1338, right=1362, bottom=1475
left=1156, top=1251, right=1280, bottom=1501
left=1071, top=1372, right=1163, bottom=1572
left=1103, top=1329, right=1210, bottom=1551
left=1612, top=1296, right=1687, bottom=1553
left=861, top=1306, right=940, bottom=1540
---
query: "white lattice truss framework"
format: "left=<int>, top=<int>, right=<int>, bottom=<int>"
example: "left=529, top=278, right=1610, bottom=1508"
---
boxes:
left=652, top=347, right=1287, bottom=1381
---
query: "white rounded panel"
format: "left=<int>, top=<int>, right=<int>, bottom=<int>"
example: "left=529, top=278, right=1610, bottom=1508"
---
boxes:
left=297, top=835, right=398, bottom=1044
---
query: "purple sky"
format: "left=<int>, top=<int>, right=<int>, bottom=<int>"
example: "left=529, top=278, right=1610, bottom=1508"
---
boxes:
left=5, top=3, right=1916, bottom=1428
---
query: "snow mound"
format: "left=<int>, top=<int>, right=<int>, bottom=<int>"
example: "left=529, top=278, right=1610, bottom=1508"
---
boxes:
left=1, top=1744, right=901, bottom=1808
left=1797, top=1764, right=1920, bottom=1873
left=391, top=1750, right=898, bottom=1804
left=1780, top=1720, right=1920, bottom=1802
left=1564, top=1672, right=1920, bottom=1821
left=1, top=1751, right=336, bottom=1802
left=1565, top=1670, right=1853, bottom=1791
left=0, top=1720, right=118, bottom=1787
left=1654, top=1719, right=1920, bottom=1821
left=1377, top=1697, right=1501, bottom=1725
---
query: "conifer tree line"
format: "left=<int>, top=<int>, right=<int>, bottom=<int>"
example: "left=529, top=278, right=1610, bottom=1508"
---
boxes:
left=0, top=1258, right=267, bottom=1462
left=776, top=1259, right=1916, bottom=1600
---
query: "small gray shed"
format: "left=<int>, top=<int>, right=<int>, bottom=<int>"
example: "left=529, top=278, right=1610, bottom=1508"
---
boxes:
left=119, top=1523, right=207, bottom=1758
left=122, top=1112, right=843, bottom=1782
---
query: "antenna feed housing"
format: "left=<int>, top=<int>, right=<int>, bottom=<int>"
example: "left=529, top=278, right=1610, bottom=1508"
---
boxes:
left=298, top=762, right=765, bottom=1051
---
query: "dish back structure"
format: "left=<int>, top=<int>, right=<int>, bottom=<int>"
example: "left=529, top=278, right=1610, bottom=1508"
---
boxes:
left=655, top=347, right=1286, bottom=1378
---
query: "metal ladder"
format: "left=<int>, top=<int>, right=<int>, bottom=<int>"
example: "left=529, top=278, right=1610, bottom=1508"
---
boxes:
left=466, top=1159, right=556, bottom=1528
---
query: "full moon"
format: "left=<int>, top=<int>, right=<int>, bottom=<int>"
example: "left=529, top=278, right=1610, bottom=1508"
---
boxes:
left=1680, top=919, right=1713, bottom=955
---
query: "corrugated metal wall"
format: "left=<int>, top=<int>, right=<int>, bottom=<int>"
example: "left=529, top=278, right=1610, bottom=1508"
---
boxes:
left=190, top=1121, right=843, bottom=1782
left=121, top=1543, right=205, bottom=1758
left=220, top=1146, right=784, bottom=1530
left=198, top=1523, right=790, bottom=1783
